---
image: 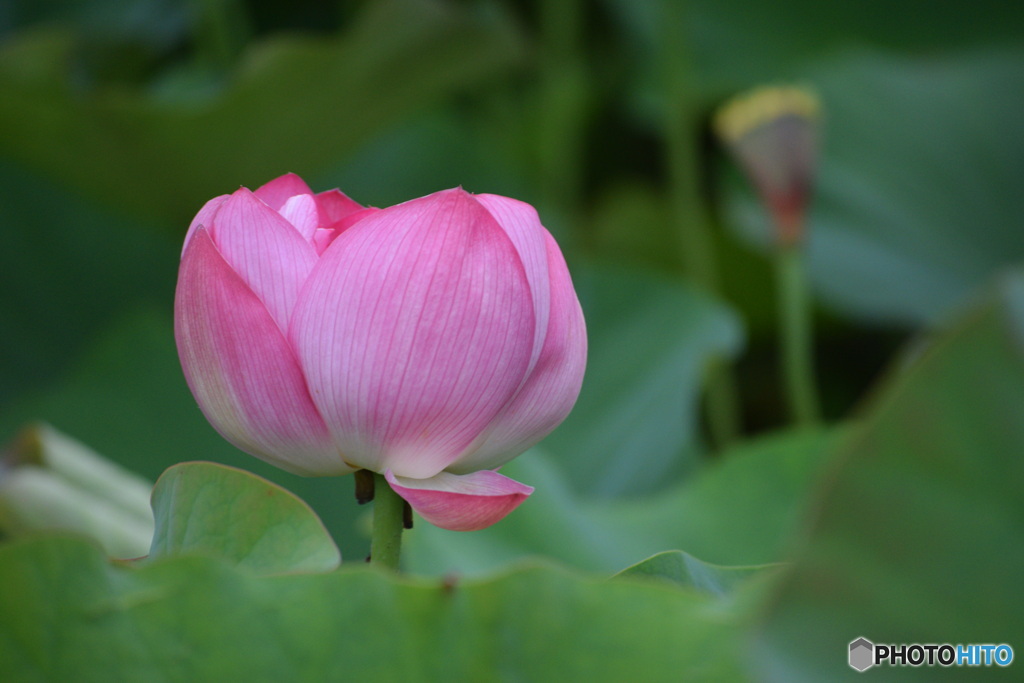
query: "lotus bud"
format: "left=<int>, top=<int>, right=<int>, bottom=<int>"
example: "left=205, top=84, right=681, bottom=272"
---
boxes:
left=174, top=174, right=587, bottom=531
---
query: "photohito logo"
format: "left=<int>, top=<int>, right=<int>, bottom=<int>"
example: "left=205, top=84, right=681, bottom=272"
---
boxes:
left=848, top=637, right=1014, bottom=671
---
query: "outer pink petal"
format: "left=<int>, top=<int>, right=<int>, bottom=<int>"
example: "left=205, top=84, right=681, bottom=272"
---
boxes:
left=210, top=189, right=319, bottom=333
left=315, top=188, right=364, bottom=226
left=473, top=194, right=551, bottom=375
left=450, top=231, right=587, bottom=472
left=290, top=189, right=535, bottom=479
left=253, top=172, right=314, bottom=211
left=385, top=469, right=533, bottom=531
left=183, top=194, right=228, bottom=255
left=174, top=227, right=350, bottom=476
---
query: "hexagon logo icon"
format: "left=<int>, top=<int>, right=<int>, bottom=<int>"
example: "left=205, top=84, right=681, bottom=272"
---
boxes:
left=849, top=637, right=874, bottom=672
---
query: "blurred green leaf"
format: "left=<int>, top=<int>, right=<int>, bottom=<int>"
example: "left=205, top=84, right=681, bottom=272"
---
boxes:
left=0, top=536, right=744, bottom=681
left=0, top=0, right=524, bottom=225
left=616, top=550, right=781, bottom=598
left=1, top=0, right=188, bottom=47
left=404, top=428, right=839, bottom=577
left=543, top=262, right=743, bottom=498
left=750, top=269, right=1024, bottom=680
left=0, top=307, right=370, bottom=563
left=149, top=461, right=340, bottom=574
left=725, top=49, right=1024, bottom=326
left=606, top=0, right=1023, bottom=106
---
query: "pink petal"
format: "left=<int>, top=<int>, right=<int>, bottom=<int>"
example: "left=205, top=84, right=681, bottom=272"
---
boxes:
left=311, top=207, right=383, bottom=255
left=183, top=194, right=228, bottom=256
left=450, top=231, right=587, bottom=472
left=210, top=188, right=319, bottom=333
left=175, top=227, right=349, bottom=476
left=290, top=189, right=536, bottom=479
left=253, top=172, right=314, bottom=211
left=473, top=194, right=551, bottom=376
left=330, top=206, right=382, bottom=235
left=311, top=228, right=337, bottom=256
left=385, top=469, right=533, bottom=531
left=315, top=188, right=365, bottom=226
left=279, top=193, right=319, bottom=242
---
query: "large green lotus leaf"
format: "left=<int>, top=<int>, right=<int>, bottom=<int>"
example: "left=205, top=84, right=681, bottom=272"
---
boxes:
left=541, top=262, right=743, bottom=498
left=404, top=428, right=839, bottom=577
left=0, top=308, right=371, bottom=564
left=149, top=462, right=340, bottom=574
left=0, top=0, right=522, bottom=225
left=616, top=550, right=781, bottom=598
left=0, top=536, right=744, bottom=681
left=750, top=270, right=1024, bottom=680
left=725, top=49, right=1024, bottom=326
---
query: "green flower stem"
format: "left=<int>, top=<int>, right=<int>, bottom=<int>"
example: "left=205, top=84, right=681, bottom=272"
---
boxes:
left=704, top=360, right=742, bottom=448
left=660, top=0, right=741, bottom=448
left=775, top=246, right=821, bottom=427
left=369, top=473, right=404, bottom=571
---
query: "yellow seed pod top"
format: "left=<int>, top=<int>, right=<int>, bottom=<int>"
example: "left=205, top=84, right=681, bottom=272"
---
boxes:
left=714, top=86, right=821, bottom=144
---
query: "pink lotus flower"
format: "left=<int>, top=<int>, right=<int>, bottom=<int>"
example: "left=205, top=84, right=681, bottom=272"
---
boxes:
left=174, top=174, right=586, bottom=531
